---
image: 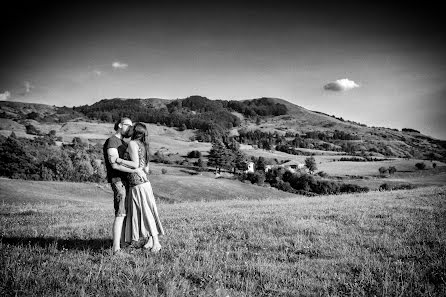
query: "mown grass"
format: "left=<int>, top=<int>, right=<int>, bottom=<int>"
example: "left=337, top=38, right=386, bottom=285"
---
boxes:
left=1, top=179, right=445, bottom=296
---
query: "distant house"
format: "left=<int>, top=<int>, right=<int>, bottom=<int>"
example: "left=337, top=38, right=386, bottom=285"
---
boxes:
left=279, top=160, right=306, bottom=173
left=265, top=165, right=274, bottom=172
left=245, top=162, right=255, bottom=173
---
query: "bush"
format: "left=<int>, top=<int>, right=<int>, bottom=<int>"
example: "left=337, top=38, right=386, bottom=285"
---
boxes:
left=393, top=184, right=416, bottom=190
left=378, top=167, right=388, bottom=175
left=304, top=157, right=317, bottom=173
left=246, top=171, right=266, bottom=186
left=340, top=183, right=369, bottom=193
left=317, top=171, right=328, bottom=178
left=161, top=168, right=167, bottom=174
left=388, top=166, right=397, bottom=175
left=25, top=124, right=41, bottom=136
left=379, top=183, right=391, bottom=191
left=415, top=162, right=426, bottom=170
left=187, top=150, right=202, bottom=158
left=433, top=163, right=437, bottom=168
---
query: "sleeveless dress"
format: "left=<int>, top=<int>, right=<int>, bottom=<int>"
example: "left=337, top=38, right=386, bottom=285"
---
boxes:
left=124, top=141, right=165, bottom=243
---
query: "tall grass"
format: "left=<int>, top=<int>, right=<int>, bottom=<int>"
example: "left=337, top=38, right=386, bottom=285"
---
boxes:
left=1, top=182, right=445, bottom=296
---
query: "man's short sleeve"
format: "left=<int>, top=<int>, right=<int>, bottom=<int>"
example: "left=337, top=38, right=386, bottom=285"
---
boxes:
left=107, top=137, right=120, bottom=150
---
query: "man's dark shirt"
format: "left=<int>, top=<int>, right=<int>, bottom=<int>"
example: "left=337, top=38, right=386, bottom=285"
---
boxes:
left=103, top=135, right=128, bottom=183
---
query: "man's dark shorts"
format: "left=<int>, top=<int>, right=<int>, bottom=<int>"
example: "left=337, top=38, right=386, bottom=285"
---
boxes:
left=111, top=181, right=128, bottom=217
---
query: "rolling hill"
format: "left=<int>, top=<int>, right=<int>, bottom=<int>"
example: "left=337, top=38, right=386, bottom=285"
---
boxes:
left=1, top=96, right=445, bottom=162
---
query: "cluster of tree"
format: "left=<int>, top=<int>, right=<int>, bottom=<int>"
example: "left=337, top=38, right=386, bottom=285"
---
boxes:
left=378, top=166, right=397, bottom=176
left=74, top=96, right=289, bottom=135
left=415, top=162, right=426, bottom=170
left=338, top=157, right=392, bottom=162
left=207, top=139, right=248, bottom=174
left=402, top=128, right=420, bottom=133
left=379, top=183, right=416, bottom=191
left=0, top=133, right=106, bottom=182
left=236, top=129, right=365, bottom=154
left=0, top=106, right=83, bottom=123
left=305, top=130, right=361, bottom=141
left=75, top=97, right=241, bottom=132
left=239, top=166, right=369, bottom=195
left=187, top=150, right=202, bottom=158
left=222, top=97, right=288, bottom=117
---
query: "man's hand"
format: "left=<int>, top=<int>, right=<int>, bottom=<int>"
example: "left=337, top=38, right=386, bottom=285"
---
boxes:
left=135, top=168, right=148, bottom=182
left=143, top=164, right=150, bottom=175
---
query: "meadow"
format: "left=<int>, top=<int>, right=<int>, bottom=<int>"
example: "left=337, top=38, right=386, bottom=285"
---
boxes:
left=1, top=177, right=445, bottom=296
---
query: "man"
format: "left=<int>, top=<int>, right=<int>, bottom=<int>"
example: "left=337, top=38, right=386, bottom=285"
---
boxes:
left=103, top=117, right=146, bottom=254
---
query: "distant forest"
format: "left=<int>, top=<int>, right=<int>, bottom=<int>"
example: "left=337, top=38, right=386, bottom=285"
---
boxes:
left=74, top=96, right=288, bottom=132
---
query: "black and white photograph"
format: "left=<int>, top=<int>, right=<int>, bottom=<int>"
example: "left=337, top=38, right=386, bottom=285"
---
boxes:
left=0, top=1, right=445, bottom=296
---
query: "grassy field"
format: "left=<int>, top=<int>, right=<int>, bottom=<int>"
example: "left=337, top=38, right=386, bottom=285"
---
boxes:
left=1, top=178, right=445, bottom=296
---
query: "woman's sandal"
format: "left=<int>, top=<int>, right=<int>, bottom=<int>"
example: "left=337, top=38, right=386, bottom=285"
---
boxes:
left=143, top=237, right=154, bottom=250
left=150, top=244, right=162, bottom=254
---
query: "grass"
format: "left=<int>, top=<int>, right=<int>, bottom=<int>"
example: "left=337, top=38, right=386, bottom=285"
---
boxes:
left=1, top=178, right=445, bottom=296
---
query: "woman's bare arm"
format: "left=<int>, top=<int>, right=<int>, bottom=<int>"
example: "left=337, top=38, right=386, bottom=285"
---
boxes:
left=117, top=141, right=140, bottom=169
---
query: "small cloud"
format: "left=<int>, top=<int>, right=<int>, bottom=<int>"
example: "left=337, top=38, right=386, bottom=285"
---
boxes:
left=324, top=78, right=360, bottom=91
left=24, top=81, right=34, bottom=93
left=93, top=70, right=102, bottom=76
left=112, top=61, right=128, bottom=69
left=0, top=91, right=11, bottom=100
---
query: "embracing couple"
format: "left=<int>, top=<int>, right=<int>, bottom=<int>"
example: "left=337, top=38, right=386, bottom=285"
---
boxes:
left=103, top=117, right=165, bottom=255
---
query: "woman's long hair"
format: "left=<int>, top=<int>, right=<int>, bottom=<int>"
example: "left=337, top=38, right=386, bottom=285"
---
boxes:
left=131, top=122, right=149, bottom=165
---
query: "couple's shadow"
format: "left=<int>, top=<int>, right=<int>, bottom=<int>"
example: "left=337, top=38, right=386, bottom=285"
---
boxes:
left=1, top=236, right=112, bottom=253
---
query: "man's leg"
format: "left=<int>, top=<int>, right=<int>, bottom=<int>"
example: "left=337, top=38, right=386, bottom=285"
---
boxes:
left=111, top=181, right=127, bottom=253
left=113, top=216, right=125, bottom=253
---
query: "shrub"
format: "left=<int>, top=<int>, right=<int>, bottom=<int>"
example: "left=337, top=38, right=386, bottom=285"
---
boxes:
left=378, top=167, right=388, bottom=175
left=433, top=163, right=437, bottom=168
left=187, top=150, right=202, bottom=158
left=379, top=183, right=391, bottom=191
left=393, top=184, right=416, bottom=190
left=340, top=183, right=369, bottom=193
left=161, top=168, right=167, bottom=174
left=304, top=156, right=317, bottom=173
left=317, top=171, right=328, bottom=178
left=25, top=124, right=41, bottom=136
left=415, top=162, right=426, bottom=170
left=388, top=166, right=397, bottom=175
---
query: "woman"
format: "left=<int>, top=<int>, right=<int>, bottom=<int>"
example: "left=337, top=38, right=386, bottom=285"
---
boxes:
left=116, top=122, right=165, bottom=253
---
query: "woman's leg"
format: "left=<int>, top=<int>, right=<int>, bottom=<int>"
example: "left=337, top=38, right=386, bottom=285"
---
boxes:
left=151, top=233, right=161, bottom=252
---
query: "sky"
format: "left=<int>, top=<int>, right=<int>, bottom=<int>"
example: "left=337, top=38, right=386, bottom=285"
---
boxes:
left=1, top=1, right=445, bottom=139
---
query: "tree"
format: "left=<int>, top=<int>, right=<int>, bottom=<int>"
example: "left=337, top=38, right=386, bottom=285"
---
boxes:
left=187, top=150, right=202, bottom=158
left=195, top=158, right=205, bottom=170
left=415, top=162, right=426, bottom=170
left=233, top=150, right=248, bottom=173
left=305, top=156, right=317, bottom=174
left=207, top=141, right=233, bottom=173
left=378, top=167, right=388, bottom=175
left=256, top=157, right=266, bottom=172
left=26, top=124, right=41, bottom=136
left=388, top=166, right=397, bottom=175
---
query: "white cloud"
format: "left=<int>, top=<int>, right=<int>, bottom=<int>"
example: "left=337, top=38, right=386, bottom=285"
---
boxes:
left=112, top=61, right=128, bottom=69
left=324, top=78, right=360, bottom=91
left=0, top=91, right=11, bottom=100
left=24, top=81, right=34, bottom=93
left=93, top=70, right=102, bottom=76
